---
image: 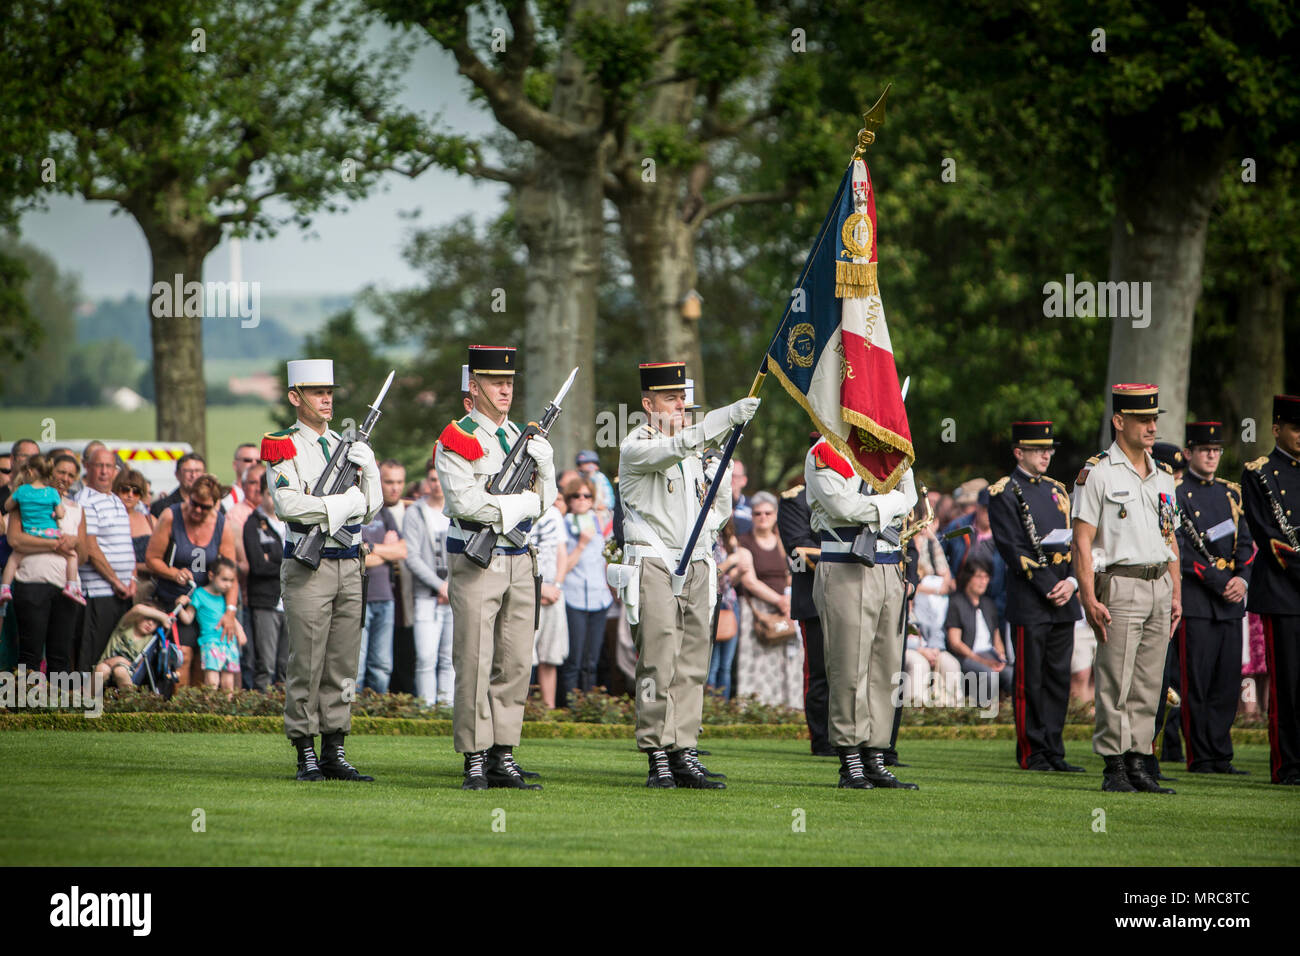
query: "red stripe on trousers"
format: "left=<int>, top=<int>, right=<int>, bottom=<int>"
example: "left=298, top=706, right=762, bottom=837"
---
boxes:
left=1015, top=625, right=1030, bottom=768
left=1263, top=615, right=1282, bottom=782
left=1177, top=619, right=1194, bottom=768
left=800, top=620, right=811, bottom=699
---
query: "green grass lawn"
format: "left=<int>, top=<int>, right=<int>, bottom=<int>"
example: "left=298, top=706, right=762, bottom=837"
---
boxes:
left=3, top=733, right=1295, bottom=866
left=0, top=406, right=276, bottom=462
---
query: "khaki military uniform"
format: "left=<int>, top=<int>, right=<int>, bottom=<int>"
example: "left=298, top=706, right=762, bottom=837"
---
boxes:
left=435, top=408, right=557, bottom=754
left=1072, top=441, right=1178, bottom=757
left=616, top=414, right=733, bottom=752
left=805, top=441, right=917, bottom=749
left=266, top=424, right=382, bottom=740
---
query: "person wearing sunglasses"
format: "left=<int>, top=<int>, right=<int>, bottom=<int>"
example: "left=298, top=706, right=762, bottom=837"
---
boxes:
left=113, top=469, right=156, bottom=606
left=146, top=473, right=240, bottom=687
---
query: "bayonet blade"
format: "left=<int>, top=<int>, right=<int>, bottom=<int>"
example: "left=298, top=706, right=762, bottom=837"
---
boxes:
left=900, top=375, right=910, bottom=402
left=554, top=367, right=579, bottom=406
left=372, top=370, right=396, bottom=410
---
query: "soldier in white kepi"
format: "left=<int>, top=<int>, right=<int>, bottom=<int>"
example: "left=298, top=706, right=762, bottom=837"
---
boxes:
left=262, top=359, right=384, bottom=782
left=614, top=361, right=759, bottom=788
left=435, top=345, right=558, bottom=790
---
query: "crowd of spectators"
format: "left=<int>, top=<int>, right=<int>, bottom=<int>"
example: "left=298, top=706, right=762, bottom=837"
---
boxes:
left=0, top=434, right=1269, bottom=727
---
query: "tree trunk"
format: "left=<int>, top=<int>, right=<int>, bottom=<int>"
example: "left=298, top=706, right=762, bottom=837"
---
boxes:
left=517, top=157, right=602, bottom=470
left=1226, top=264, right=1287, bottom=459
left=617, top=176, right=707, bottom=403
left=134, top=208, right=219, bottom=461
left=1102, top=141, right=1229, bottom=448
left=514, top=5, right=610, bottom=470
left=610, top=47, right=707, bottom=404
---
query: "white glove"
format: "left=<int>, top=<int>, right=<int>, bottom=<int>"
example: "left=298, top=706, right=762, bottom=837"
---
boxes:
left=346, top=442, right=376, bottom=471
left=704, top=457, right=731, bottom=484
left=526, top=436, right=555, bottom=478
left=728, top=397, right=761, bottom=426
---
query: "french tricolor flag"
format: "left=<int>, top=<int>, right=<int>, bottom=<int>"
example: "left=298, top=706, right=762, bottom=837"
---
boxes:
left=766, top=159, right=914, bottom=492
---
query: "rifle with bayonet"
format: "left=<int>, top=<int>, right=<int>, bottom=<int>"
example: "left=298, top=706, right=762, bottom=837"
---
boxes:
left=463, top=367, right=579, bottom=569
left=293, top=371, right=395, bottom=570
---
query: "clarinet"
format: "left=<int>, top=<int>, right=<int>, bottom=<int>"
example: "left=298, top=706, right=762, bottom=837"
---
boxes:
left=1256, top=469, right=1300, bottom=549
left=1011, top=480, right=1047, bottom=566
left=1178, top=508, right=1216, bottom=564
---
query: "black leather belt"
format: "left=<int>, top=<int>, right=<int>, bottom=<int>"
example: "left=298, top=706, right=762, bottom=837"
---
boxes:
left=284, top=539, right=360, bottom=561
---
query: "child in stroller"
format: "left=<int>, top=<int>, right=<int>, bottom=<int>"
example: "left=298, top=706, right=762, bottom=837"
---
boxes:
left=95, top=593, right=193, bottom=692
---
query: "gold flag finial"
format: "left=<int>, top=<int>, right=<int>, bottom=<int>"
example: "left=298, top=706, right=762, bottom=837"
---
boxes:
left=852, top=83, right=892, bottom=159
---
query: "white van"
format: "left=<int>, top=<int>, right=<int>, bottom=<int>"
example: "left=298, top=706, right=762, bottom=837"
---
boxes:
left=0, top=439, right=194, bottom=501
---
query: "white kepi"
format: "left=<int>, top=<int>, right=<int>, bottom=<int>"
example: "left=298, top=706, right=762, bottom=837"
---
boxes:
left=287, top=359, right=334, bottom=389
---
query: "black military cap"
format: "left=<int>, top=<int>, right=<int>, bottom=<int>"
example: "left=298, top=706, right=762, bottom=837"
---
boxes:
left=1152, top=442, right=1185, bottom=471
left=1011, top=421, right=1059, bottom=448
left=639, top=362, right=687, bottom=391
left=1185, top=421, right=1225, bottom=447
left=467, top=345, right=516, bottom=376
left=1112, top=383, right=1164, bottom=416
left=1274, top=394, right=1300, bottom=426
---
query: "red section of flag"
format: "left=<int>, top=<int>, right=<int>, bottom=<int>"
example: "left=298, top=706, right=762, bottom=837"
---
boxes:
left=839, top=328, right=910, bottom=488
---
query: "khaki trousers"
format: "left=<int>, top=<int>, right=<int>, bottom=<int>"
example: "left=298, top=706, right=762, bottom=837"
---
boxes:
left=449, top=551, right=536, bottom=753
left=813, top=560, right=904, bottom=748
left=282, top=555, right=363, bottom=740
left=632, top=558, right=712, bottom=752
left=1092, top=572, right=1172, bottom=756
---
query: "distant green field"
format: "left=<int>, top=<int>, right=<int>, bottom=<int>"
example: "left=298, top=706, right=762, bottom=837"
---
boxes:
left=0, top=406, right=277, bottom=460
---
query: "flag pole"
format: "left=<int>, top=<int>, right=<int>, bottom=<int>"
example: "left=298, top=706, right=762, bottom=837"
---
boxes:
left=669, top=85, right=892, bottom=594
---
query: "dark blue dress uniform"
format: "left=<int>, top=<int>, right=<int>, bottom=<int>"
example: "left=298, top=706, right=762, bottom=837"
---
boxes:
left=777, top=483, right=831, bottom=755
left=1174, top=438, right=1255, bottom=772
left=1241, top=396, right=1300, bottom=784
left=988, top=446, right=1083, bottom=770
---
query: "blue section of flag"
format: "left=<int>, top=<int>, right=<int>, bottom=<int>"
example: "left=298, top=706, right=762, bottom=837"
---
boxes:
left=765, top=164, right=854, bottom=396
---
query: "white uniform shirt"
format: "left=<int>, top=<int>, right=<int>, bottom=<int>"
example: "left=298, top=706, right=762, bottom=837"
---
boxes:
left=265, top=424, right=382, bottom=549
left=1071, top=440, right=1177, bottom=568
left=804, top=442, right=917, bottom=541
left=617, top=418, right=733, bottom=562
left=434, top=406, right=557, bottom=546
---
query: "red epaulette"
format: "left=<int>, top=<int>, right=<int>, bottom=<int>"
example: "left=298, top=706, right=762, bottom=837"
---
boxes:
left=437, top=420, right=485, bottom=462
left=260, top=431, right=297, bottom=465
left=812, top=440, right=853, bottom=479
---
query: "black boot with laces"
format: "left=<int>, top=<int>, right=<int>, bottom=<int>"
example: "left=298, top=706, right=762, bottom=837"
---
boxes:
left=837, top=747, right=873, bottom=789
left=293, top=736, right=324, bottom=782
left=668, top=748, right=726, bottom=789
left=486, top=745, right=542, bottom=790
left=687, top=748, right=725, bottom=779
left=462, top=750, right=490, bottom=790
left=319, top=732, right=374, bottom=781
left=645, top=749, right=677, bottom=788
left=863, top=748, right=919, bottom=789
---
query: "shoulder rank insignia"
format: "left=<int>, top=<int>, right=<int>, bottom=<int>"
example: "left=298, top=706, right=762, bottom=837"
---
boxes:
left=1245, top=456, right=1268, bottom=472
left=780, top=484, right=805, bottom=499
left=811, top=441, right=853, bottom=479
left=261, top=426, right=299, bottom=464
left=1156, top=460, right=1173, bottom=475
left=1075, top=452, right=1104, bottom=486
left=1046, top=475, right=1068, bottom=495
left=438, top=418, right=484, bottom=462
left=988, top=476, right=1010, bottom=496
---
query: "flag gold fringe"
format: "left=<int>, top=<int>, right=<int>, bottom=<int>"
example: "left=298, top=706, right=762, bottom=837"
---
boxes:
left=834, top=261, right=878, bottom=298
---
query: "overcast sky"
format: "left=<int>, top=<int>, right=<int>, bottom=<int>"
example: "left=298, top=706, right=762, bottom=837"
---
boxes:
left=18, top=27, right=509, bottom=301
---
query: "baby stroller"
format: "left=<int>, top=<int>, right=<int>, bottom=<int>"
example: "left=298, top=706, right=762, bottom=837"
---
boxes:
left=128, top=589, right=191, bottom=698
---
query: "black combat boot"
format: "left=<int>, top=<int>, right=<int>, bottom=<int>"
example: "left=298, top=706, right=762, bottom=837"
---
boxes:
left=1125, top=752, right=1175, bottom=794
left=293, top=736, right=324, bottom=781
left=485, top=745, right=542, bottom=790
left=462, top=750, right=489, bottom=790
left=668, top=749, right=725, bottom=789
left=1102, top=754, right=1137, bottom=792
left=646, top=749, right=676, bottom=789
left=319, top=732, right=374, bottom=781
left=1145, top=753, right=1176, bottom=782
left=686, top=748, right=725, bottom=779
left=862, top=748, right=919, bottom=789
left=837, top=747, right=873, bottom=789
